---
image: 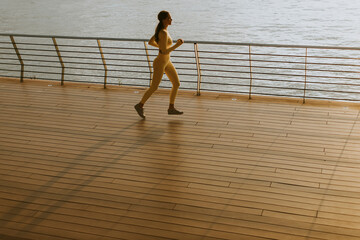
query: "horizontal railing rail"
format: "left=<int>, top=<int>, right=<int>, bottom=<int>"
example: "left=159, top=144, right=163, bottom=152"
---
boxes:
left=1, top=33, right=360, bottom=102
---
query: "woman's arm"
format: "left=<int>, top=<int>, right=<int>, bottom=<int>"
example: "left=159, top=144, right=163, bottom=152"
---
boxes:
left=158, top=30, right=183, bottom=55
left=148, top=35, right=158, bottom=48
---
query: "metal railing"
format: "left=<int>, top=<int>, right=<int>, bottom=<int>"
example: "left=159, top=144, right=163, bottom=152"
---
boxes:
left=1, top=33, right=360, bottom=102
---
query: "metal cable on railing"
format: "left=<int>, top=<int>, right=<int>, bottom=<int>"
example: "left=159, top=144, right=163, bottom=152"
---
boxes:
left=1, top=33, right=360, bottom=102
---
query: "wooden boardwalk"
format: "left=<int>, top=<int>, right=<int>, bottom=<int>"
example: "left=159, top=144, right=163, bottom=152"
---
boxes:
left=1, top=77, right=360, bottom=240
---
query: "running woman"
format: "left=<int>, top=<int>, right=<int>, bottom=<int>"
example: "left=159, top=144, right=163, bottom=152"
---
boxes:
left=134, top=10, right=184, bottom=118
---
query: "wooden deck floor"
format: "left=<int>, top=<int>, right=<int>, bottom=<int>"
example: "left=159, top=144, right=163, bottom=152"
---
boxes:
left=1, top=77, right=360, bottom=240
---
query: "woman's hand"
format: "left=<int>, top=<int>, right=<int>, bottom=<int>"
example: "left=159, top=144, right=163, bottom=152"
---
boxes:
left=176, top=39, right=184, bottom=46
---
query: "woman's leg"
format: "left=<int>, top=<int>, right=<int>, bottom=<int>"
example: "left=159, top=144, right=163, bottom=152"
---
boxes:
left=134, top=57, right=166, bottom=118
left=165, top=61, right=183, bottom=114
left=164, top=61, right=180, bottom=105
left=140, top=58, right=166, bottom=104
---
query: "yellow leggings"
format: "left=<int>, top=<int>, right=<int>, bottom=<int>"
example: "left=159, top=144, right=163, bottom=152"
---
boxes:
left=140, top=54, right=180, bottom=105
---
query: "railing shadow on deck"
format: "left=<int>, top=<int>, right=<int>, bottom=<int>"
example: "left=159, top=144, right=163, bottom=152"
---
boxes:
left=1, top=33, right=360, bottom=103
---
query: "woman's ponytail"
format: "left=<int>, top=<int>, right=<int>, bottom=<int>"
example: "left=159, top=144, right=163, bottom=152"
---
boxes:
left=155, top=11, right=169, bottom=43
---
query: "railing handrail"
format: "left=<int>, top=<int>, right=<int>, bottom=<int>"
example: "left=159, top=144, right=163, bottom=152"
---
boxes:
left=2, top=32, right=360, bottom=102
left=2, top=33, right=360, bottom=51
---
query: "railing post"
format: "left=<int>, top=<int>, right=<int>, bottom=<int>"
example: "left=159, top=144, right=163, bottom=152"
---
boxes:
left=303, top=48, right=308, bottom=103
left=97, top=39, right=107, bottom=89
left=52, top=37, right=65, bottom=86
left=248, top=45, right=253, bottom=100
left=194, top=43, right=202, bottom=96
left=144, top=41, right=153, bottom=86
left=10, top=36, right=24, bottom=82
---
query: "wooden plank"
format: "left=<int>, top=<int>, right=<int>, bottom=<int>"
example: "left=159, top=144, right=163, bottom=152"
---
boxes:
left=1, top=78, right=360, bottom=240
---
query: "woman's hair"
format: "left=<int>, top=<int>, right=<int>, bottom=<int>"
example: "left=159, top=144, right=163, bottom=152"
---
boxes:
left=155, top=11, right=170, bottom=43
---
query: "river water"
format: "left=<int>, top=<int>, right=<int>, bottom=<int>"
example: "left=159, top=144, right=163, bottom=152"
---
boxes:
left=2, top=0, right=360, bottom=46
left=1, top=0, right=360, bottom=100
